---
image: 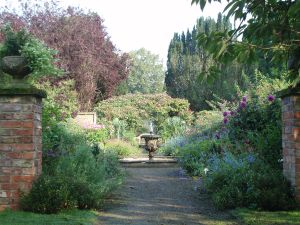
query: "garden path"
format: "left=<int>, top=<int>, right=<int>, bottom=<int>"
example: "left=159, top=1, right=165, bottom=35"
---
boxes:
left=96, top=164, right=240, bottom=225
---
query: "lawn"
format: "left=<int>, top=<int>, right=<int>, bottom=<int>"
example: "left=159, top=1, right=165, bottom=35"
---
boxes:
left=0, top=209, right=98, bottom=225
left=232, top=208, right=300, bottom=225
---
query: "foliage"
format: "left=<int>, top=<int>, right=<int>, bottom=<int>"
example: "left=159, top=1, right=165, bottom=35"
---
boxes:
left=0, top=209, right=98, bottom=225
left=204, top=152, right=296, bottom=211
left=232, top=208, right=300, bottom=225
left=20, top=174, right=76, bottom=213
left=160, top=116, right=187, bottom=140
left=22, top=145, right=122, bottom=213
left=192, top=0, right=300, bottom=85
left=193, top=110, right=223, bottom=131
left=94, top=93, right=192, bottom=135
left=85, top=127, right=109, bottom=146
left=117, top=48, right=165, bottom=95
left=179, top=139, right=224, bottom=177
left=112, top=118, right=127, bottom=139
left=36, top=79, right=79, bottom=128
left=105, top=139, right=142, bottom=157
left=0, top=24, right=61, bottom=77
left=226, top=75, right=288, bottom=168
left=0, top=0, right=129, bottom=110
left=166, top=14, right=251, bottom=110
left=23, top=119, right=122, bottom=214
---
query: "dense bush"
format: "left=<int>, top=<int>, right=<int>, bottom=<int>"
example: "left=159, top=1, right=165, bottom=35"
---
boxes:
left=21, top=146, right=122, bottom=213
left=225, top=76, right=288, bottom=168
left=94, top=93, right=193, bottom=135
left=204, top=152, right=296, bottom=211
left=105, top=139, right=142, bottom=157
left=160, top=116, right=187, bottom=140
left=22, top=119, right=122, bottom=214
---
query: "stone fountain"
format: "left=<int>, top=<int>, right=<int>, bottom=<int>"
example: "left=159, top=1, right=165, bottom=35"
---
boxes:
left=140, top=122, right=161, bottom=160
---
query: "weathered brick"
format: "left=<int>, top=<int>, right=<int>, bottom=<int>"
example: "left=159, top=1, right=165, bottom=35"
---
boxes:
left=0, top=121, right=33, bottom=128
left=13, top=144, right=34, bottom=151
left=12, top=159, right=33, bottom=168
left=7, top=152, right=34, bottom=160
left=1, top=183, right=19, bottom=190
left=0, top=176, right=10, bottom=183
left=11, top=175, right=35, bottom=183
left=0, top=129, right=11, bottom=136
left=13, top=129, right=33, bottom=136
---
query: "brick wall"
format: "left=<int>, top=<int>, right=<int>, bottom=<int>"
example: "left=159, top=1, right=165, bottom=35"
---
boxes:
left=282, top=95, right=300, bottom=201
left=0, top=95, right=43, bottom=210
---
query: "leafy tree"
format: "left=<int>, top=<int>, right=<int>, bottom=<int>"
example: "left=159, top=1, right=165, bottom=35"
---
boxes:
left=0, top=0, right=129, bottom=110
left=192, top=0, right=300, bottom=85
left=117, top=48, right=165, bottom=94
left=166, top=14, right=249, bottom=111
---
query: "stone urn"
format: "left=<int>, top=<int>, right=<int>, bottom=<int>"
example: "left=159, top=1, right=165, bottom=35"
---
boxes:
left=0, top=56, right=32, bottom=79
left=140, top=133, right=161, bottom=160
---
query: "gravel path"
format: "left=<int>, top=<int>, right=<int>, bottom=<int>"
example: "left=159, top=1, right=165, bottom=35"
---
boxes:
left=97, top=164, right=240, bottom=225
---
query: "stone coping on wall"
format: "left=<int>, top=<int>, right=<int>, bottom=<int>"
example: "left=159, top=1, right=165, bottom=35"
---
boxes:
left=277, top=86, right=300, bottom=98
left=0, top=83, right=46, bottom=98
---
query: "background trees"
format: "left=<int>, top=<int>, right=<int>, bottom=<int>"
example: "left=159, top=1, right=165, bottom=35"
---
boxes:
left=0, top=0, right=129, bottom=110
left=116, top=48, right=165, bottom=95
left=165, top=14, right=249, bottom=111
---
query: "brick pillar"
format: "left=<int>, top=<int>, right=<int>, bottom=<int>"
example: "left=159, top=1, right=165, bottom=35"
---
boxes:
left=280, top=88, right=300, bottom=202
left=0, top=86, right=46, bottom=211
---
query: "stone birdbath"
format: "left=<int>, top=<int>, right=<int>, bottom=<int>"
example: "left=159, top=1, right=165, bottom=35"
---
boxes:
left=140, top=131, right=161, bottom=160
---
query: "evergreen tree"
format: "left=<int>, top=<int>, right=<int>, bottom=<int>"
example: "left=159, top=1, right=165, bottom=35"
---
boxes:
left=166, top=14, right=248, bottom=111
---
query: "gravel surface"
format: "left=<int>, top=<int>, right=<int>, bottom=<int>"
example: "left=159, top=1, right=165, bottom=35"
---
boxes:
left=97, top=164, right=240, bottom=225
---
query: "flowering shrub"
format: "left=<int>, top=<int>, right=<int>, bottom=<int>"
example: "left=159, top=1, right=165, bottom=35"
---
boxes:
left=94, top=93, right=193, bottom=134
left=204, top=152, right=296, bottom=210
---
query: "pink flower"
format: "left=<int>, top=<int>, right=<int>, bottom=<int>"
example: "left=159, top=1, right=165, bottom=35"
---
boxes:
left=223, top=117, right=228, bottom=124
left=240, top=101, right=247, bottom=108
left=268, top=95, right=275, bottom=102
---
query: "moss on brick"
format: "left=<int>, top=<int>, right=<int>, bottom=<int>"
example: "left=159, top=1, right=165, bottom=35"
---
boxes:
left=0, top=83, right=46, bottom=98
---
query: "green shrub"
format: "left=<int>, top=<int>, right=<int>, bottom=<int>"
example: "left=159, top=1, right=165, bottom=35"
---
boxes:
left=105, top=139, right=142, bottom=157
left=0, top=24, right=61, bottom=77
left=194, top=110, right=223, bottom=131
left=21, top=146, right=122, bottom=213
left=94, top=93, right=192, bottom=134
left=86, top=127, right=109, bottom=145
left=20, top=175, right=76, bottom=214
left=179, top=139, right=224, bottom=176
left=204, top=152, right=296, bottom=211
left=160, top=116, right=187, bottom=139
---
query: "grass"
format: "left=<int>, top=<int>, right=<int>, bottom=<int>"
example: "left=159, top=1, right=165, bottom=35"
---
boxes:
left=232, top=208, right=300, bottom=225
left=0, top=209, right=98, bottom=225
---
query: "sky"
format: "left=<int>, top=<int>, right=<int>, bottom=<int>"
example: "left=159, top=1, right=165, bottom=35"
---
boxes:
left=60, top=0, right=226, bottom=64
left=1, top=0, right=226, bottom=65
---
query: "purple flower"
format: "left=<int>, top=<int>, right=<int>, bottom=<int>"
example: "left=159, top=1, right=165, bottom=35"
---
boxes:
left=230, top=111, right=235, bottom=116
left=268, top=95, right=275, bottom=102
left=242, top=96, right=247, bottom=102
left=240, top=101, right=247, bottom=109
left=223, top=117, right=228, bottom=124
left=247, top=154, right=256, bottom=164
left=215, top=133, right=220, bottom=139
left=223, top=111, right=229, bottom=117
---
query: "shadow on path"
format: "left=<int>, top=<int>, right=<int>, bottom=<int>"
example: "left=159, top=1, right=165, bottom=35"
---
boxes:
left=97, top=164, right=240, bottom=225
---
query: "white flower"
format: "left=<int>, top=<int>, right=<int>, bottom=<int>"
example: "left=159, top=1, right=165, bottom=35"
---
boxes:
left=204, top=168, right=209, bottom=175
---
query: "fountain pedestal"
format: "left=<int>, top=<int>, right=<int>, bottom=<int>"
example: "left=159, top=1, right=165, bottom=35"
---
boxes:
left=140, top=133, right=161, bottom=160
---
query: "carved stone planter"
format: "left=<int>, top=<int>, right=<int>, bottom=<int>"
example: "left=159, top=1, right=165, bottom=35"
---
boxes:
left=0, top=56, right=32, bottom=79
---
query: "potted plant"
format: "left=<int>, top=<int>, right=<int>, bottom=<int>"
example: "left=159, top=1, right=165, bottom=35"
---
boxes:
left=0, top=24, right=61, bottom=80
